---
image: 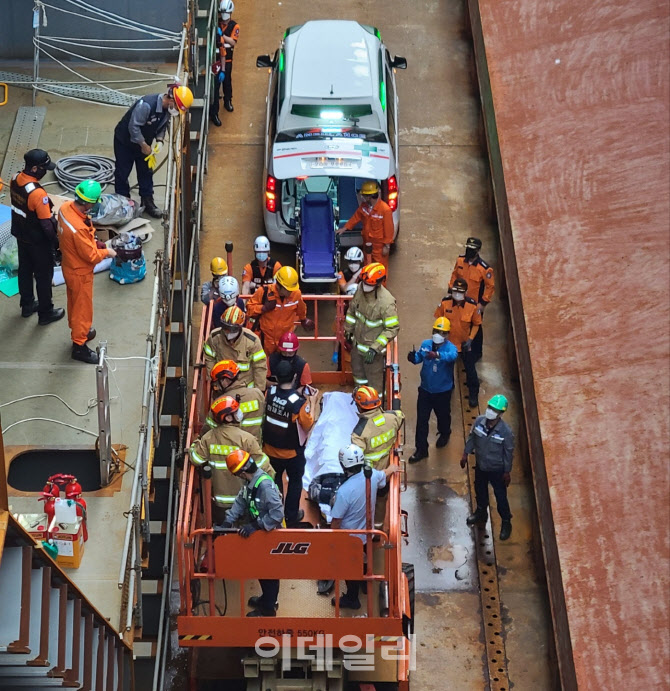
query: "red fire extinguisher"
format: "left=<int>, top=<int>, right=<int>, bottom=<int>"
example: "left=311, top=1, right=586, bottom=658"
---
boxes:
left=38, top=474, right=88, bottom=542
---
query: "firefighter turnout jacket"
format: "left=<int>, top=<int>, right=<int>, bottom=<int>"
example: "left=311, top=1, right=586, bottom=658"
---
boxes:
left=263, top=385, right=314, bottom=459
left=246, top=284, right=308, bottom=355
left=449, top=256, right=495, bottom=305
left=351, top=408, right=404, bottom=469
left=434, top=296, right=482, bottom=353
left=189, top=423, right=271, bottom=507
left=344, top=284, right=399, bottom=356
left=225, top=467, right=284, bottom=531
left=10, top=173, right=56, bottom=245
left=203, top=326, right=267, bottom=390
left=205, top=384, right=265, bottom=442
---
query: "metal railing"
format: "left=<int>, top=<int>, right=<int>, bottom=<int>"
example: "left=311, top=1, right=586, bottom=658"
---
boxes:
left=95, top=342, right=113, bottom=486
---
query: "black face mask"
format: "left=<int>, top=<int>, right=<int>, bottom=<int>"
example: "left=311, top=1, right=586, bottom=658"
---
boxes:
left=32, top=166, right=47, bottom=180
left=464, top=248, right=478, bottom=260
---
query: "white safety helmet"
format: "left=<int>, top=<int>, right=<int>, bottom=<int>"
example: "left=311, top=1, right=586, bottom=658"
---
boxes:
left=218, top=275, right=240, bottom=306
left=339, top=444, right=365, bottom=470
left=219, top=0, right=234, bottom=14
left=254, top=236, right=271, bottom=253
left=344, top=247, right=364, bottom=263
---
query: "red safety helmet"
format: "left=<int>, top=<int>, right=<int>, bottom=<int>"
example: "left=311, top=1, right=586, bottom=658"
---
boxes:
left=210, top=395, right=240, bottom=423
left=226, top=449, right=251, bottom=474
left=353, top=385, right=382, bottom=410
left=278, top=331, right=299, bottom=355
left=360, top=262, right=386, bottom=286
left=210, top=359, right=240, bottom=383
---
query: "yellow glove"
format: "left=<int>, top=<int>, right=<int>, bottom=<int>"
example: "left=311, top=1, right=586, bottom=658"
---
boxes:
left=152, top=141, right=162, bottom=155
left=144, top=152, right=157, bottom=170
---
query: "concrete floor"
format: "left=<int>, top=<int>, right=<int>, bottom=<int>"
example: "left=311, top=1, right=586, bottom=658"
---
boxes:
left=0, top=69, right=168, bottom=624
left=199, top=0, right=553, bottom=688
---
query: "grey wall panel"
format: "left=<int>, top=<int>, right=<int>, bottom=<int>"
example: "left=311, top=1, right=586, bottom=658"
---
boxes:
left=0, top=0, right=188, bottom=61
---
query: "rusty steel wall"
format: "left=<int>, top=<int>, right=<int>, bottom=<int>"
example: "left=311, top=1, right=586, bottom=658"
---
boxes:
left=470, top=0, right=670, bottom=688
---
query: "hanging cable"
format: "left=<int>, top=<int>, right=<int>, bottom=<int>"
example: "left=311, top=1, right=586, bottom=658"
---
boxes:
left=0, top=393, right=97, bottom=416
left=54, top=155, right=116, bottom=192
left=2, top=418, right=98, bottom=436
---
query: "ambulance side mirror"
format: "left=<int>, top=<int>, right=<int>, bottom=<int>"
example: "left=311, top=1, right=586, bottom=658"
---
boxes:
left=256, top=54, right=274, bottom=69
left=391, top=56, right=407, bottom=70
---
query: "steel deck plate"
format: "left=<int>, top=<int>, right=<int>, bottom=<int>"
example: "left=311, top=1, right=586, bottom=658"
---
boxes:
left=0, top=106, right=46, bottom=183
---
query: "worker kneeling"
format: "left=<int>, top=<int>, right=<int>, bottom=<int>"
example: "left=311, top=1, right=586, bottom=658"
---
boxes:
left=189, top=395, right=271, bottom=521
left=218, top=449, right=284, bottom=617
left=330, top=444, right=400, bottom=610
left=350, top=386, right=404, bottom=528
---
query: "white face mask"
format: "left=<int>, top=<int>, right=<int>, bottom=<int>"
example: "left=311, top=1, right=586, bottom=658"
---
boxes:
left=221, top=12, right=231, bottom=20
left=168, top=106, right=180, bottom=117
left=348, top=263, right=360, bottom=273
left=362, top=283, right=376, bottom=293
left=234, top=409, right=244, bottom=423
left=225, top=329, right=240, bottom=341
left=452, top=291, right=465, bottom=302
left=432, top=333, right=445, bottom=344
left=256, top=252, right=268, bottom=262
left=484, top=407, right=499, bottom=420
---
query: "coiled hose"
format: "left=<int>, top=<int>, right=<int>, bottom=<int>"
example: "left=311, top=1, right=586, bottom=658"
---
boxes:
left=54, top=155, right=116, bottom=193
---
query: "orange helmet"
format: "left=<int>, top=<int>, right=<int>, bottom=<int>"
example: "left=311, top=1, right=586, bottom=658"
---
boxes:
left=210, top=359, right=240, bottom=383
left=226, top=448, right=251, bottom=474
left=360, top=262, right=386, bottom=286
left=210, top=395, right=240, bottom=423
left=221, top=305, right=246, bottom=327
left=353, top=385, right=382, bottom=410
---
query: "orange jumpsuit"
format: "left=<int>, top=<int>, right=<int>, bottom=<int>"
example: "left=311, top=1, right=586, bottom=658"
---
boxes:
left=434, top=296, right=482, bottom=352
left=449, top=256, right=495, bottom=305
left=246, top=283, right=307, bottom=355
left=342, top=198, right=394, bottom=270
left=57, top=201, right=111, bottom=345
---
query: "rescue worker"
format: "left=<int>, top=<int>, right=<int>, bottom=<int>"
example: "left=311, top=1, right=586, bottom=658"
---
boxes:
left=337, top=181, right=394, bottom=271
left=189, top=396, right=270, bottom=519
left=460, top=394, right=514, bottom=541
left=113, top=84, right=193, bottom=218
left=9, top=148, right=64, bottom=325
left=208, top=2, right=227, bottom=126
left=344, top=263, right=399, bottom=395
left=268, top=331, right=313, bottom=391
left=207, top=359, right=264, bottom=442
left=219, top=0, right=240, bottom=113
left=407, top=317, right=459, bottom=463
left=434, top=277, right=482, bottom=408
left=246, top=266, right=314, bottom=355
left=241, top=236, right=281, bottom=295
left=58, top=180, right=117, bottom=364
left=203, top=305, right=267, bottom=390
left=211, top=276, right=246, bottom=329
left=330, top=444, right=401, bottom=610
left=201, top=256, right=228, bottom=304
left=218, top=449, right=284, bottom=617
left=350, top=385, right=404, bottom=527
left=449, top=237, right=494, bottom=362
left=263, top=360, right=315, bottom=527
left=332, top=247, right=364, bottom=365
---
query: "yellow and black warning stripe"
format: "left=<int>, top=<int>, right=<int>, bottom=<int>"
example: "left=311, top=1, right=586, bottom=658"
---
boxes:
left=179, top=634, right=213, bottom=641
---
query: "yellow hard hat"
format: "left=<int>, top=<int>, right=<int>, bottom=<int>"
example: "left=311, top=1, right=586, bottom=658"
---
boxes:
left=360, top=180, right=379, bottom=196
left=433, top=317, right=451, bottom=332
left=172, top=85, right=194, bottom=111
left=275, top=266, right=299, bottom=291
left=210, top=257, right=228, bottom=276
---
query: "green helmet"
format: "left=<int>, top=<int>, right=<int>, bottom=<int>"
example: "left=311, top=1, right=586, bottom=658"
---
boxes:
left=487, top=394, right=508, bottom=413
left=74, top=179, right=102, bottom=204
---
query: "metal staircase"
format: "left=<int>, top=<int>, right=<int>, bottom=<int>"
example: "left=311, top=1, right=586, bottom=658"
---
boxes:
left=0, top=512, right=132, bottom=690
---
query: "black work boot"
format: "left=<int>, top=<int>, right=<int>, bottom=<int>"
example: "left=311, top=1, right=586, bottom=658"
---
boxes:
left=409, top=449, right=428, bottom=464
left=436, top=434, right=450, bottom=448
left=466, top=508, right=488, bottom=527
left=331, top=595, right=361, bottom=610
left=38, top=307, right=65, bottom=326
left=141, top=196, right=162, bottom=219
left=224, top=100, right=234, bottom=112
left=247, top=596, right=278, bottom=610
left=71, top=343, right=98, bottom=364
left=210, top=109, right=222, bottom=127
left=499, top=521, right=512, bottom=541
left=286, top=509, right=305, bottom=528
left=21, top=299, right=39, bottom=317
left=468, top=391, right=479, bottom=408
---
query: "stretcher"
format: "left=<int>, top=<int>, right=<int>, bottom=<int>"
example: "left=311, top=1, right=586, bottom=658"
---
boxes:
left=296, top=192, right=340, bottom=282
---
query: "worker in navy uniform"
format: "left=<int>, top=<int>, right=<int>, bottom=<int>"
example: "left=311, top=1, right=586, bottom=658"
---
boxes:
left=113, top=85, right=193, bottom=218
left=449, top=236, right=494, bottom=362
left=219, top=0, right=240, bottom=113
left=406, top=317, right=459, bottom=463
left=262, top=360, right=314, bottom=527
left=461, top=394, right=515, bottom=541
left=219, top=449, right=284, bottom=617
left=10, top=149, right=64, bottom=325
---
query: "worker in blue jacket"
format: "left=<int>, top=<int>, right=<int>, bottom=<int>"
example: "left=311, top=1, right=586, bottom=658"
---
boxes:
left=407, top=317, right=458, bottom=463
